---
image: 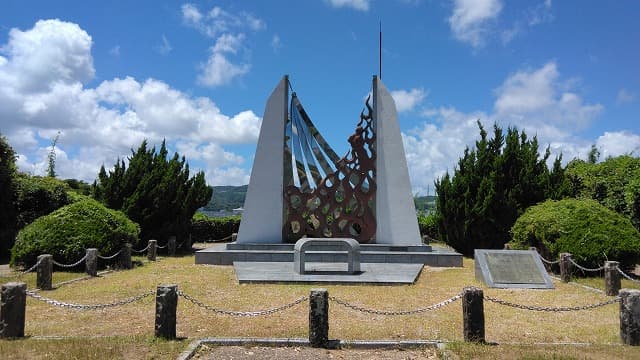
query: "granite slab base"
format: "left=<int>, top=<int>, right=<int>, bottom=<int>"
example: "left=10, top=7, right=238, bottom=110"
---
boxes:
left=233, top=261, right=424, bottom=284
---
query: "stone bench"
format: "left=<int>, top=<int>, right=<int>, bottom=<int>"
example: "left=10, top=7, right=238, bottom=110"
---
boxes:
left=294, top=238, right=361, bottom=274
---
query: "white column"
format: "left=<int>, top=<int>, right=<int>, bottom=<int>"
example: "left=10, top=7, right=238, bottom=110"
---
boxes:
left=374, top=76, right=422, bottom=245
left=236, top=76, right=288, bottom=243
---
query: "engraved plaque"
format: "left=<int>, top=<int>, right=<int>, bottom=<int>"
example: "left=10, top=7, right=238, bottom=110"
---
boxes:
left=474, top=249, right=554, bottom=289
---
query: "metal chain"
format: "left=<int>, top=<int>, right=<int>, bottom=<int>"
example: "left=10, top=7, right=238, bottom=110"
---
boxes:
left=618, top=268, right=640, bottom=283
left=176, top=241, right=185, bottom=248
left=156, top=244, right=167, bottom=249
left=485, top=295, right=619, bottom=312
left=0, top=259, right=44, bottom=277
left=178, top=291, right=308, bottom=317
left=568, top=258, right=605, bottom=272
left=97, top=250, right=122, bottom=260
left=131, top=244, right=151, bottom=253
left=328, top=293, right=463, bottom=316
left=52, top=254, right=88, bottom=268
left=537, top=253, right=560, bottom=265
left=26, top=290, right=154, bottom=310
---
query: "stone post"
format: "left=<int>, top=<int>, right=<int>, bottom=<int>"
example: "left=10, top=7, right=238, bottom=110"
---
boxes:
left=462, top=286, right=485, bottom=343
left=37, top=254, right=53, bottom=290
left=183, top=234, right=192, bottom=252
left=155, top=284, right=178, bottom=339
left=231, top=233, right=238, bottom=242
left=309, top=288, right=329, bottom=348
left=167, top=236, right=177, bottom=256
left=0, top=282, right=27, bottom=338
left=119, top=243, right=132, bottom=270
left=620, top=289, right=640, bottom=345
left=529, top=246, right=538, bottom=252
left=85, top=248, right=98, bottom=277
left=559, top=253, right=572, bottom=283
left=605, top=261, right=621, bottom=296
left=147, top=240, right=157, bottom=261
left=421, top=235, right=430, bottom=245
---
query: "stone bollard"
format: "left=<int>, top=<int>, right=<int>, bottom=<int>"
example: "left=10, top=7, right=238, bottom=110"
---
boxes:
left=421, top=235, right=430, bottom=245
left=620, top=289, right=640, bottom=345
left=85, top=248, right=98, bottom=277
left=155, top=284, right=178, bottom=339
left=37, top=254, right=53, bottom=290
left=147, top=240, right=157, bottom=261
left=309, top=288, right=329, bottom=348
left=231, top=233, right=238, bottom=242
left=529, top=246, right=538, bottom=252
left=167, top=236, right=177, bottom=256
left=605, top=261, right=621, bottom=296
left=119, top=243, right=133, bottom=270
left=0, top=282, right=27, bottom=338
left=462, top=286, right=485, bottom=343
left=560, top=253, right=572, bottom=283
left=183, top=234, right=192, bottom=252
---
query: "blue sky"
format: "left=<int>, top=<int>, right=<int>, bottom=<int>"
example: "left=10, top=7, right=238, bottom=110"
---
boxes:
left=0, top=0, right=638, bottom=195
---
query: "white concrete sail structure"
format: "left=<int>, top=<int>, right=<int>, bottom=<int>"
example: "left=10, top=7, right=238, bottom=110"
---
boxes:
left=236, top=76, right=288, bottom=244
left=373, top=76, right=422, bottom=245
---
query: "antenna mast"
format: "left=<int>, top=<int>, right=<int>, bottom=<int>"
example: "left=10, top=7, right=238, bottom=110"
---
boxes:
left=379, top=21, right=382, bottom=79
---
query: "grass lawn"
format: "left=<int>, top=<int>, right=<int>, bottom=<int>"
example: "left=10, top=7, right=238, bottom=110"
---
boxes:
left=1, top=248, right=639, bottom=359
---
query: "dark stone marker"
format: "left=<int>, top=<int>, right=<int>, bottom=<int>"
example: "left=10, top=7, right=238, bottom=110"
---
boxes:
left=119, top=243, right=133, bottom=269
left=620, top=289, right=640, bottom=345
left=37, top=254, right=53, bottom=290
left=148, top=240, right=157, bottom=261
left=167, top=236, right=177, bottom=256
left=0, top=282, right=27, bottom=338
left=231, top=233, right=238, bottom=242
left=85, top=248, right=98, bottom=277
left=155, top=284, right=178, bottom=339
left=605, top=261, right=621, bottom=296
left=183, top=234, right=192, bottom=252
left=421, top=235, right=430, bottom=245
left=309, top=288, right=329, bottom=348
left=462, top=286, right=485, bottom=343
left=559, top=253, right=572, bottom=283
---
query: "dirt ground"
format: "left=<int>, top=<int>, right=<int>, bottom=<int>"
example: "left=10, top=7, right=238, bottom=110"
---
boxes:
left=192, top=345, right=439, bottom=360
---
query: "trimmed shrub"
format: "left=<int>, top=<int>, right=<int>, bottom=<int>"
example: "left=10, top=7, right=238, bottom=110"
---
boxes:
left=15, top=174, right=72, bottom=229
left=418, top=213, right=438, bottom=240
left=190, top=213, right=240, bottom=242
left=11, top=196, right=139, bottom=269
left=510, top=199, right=640, bottom=271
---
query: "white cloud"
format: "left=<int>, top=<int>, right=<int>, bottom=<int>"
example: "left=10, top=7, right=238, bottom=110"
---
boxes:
left=181, top=4, right=264, bottom=38
left=391, top=88, right=427, bottom=112
left=206, top=167, right=251, bottom=186
left=0, top=19, right=260, bottom=183
left=197, top=52, right=251, bottom=87
left=212, top=33, right=245, bottom=54
left=528, top=0, right=553, bottom=26
left=156, top=35, right=172, bottom=55
left=403, top=61, right=610, bottom=195
left=271, top=34, right=282, bottom=52
left=596, top=132, right=640, bottom=158
left=109, top=45, right=120, bottom=57
left=325, top=0, right=371, bottom=11
left=617, top=89, right=637, bottom=105
left=448, top=0, right=503, bottom=47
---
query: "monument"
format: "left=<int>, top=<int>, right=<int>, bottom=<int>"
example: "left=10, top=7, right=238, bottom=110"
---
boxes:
left=196, top=75, right=462, bottom=283
left=474, top=249, right=554, bottom=289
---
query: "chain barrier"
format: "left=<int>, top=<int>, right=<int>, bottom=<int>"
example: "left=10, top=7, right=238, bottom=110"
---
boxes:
left=131, top=244, right=151, bottom=253
left=617, top=268, right=640, bottom=283
left=178, top=291, right=308, bottom=317
left=536, top=253, right=560, bottom=265
left=26, top=290, right=154, bottom=310
left=177, top=242, right=185, bottom=249
left=97, top=250, right=122, bottom=260
left=485, top=295, right=619, bottom=312
left=329, top=293, right=463, bottom=316
left=156, top=244, right=167, bottom=249
left=0, top=259, right=43, bottom=278
left=52, top=254, right=88, bottom=268
left=568, top=258, right=605, bottom=272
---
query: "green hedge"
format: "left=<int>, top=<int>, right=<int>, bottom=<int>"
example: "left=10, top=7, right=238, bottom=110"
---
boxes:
left=190, top=213, right=240, bottom=242
left=11, top=196, right=139, bottom=269
left=418, top=213, right=437, bottom=240
left=510, top=199, right=640, bottom=271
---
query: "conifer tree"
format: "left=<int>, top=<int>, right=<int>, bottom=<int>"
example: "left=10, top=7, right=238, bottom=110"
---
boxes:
left=0, top=133, right=18, bottom=258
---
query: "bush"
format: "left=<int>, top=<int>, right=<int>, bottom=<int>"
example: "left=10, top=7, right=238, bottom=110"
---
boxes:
left=190, top=213, right=240, bottom=242
left=11, top=196, right=139, bottom=269
left=0, top=133, right=18, bottom=258
left=418, top=213, right=438, bottom=240
left=510, top=199, right=640, bottom=271
left=15, top=174, right=72, bottom=229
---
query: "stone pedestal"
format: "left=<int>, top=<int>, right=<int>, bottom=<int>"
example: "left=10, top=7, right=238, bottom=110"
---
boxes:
left=620, top=289, right=640, bottom=345
left=37, top=254, right=53, bottom=290
left=119, top=243, right=132, bottom=269
left=0, top=282, right=27, bottom=338
left=155, top=284, right=178, bottom=339
left=462, top=286, right=484, bottom=343
left=86, top=248, right=98, bottom=276
left=605, top=261, right=621, bottom=296
left=559, top=253, right=572, bottom=283
left=309, top=288, right=329, bottom=348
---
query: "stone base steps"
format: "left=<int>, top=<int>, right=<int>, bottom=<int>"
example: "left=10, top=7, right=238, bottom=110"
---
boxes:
left=195, top=243, right=463, bottom=267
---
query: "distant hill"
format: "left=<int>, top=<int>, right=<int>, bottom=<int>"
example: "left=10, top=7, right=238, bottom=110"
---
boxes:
left=201, top=185, right=248, bottom=211
left=202, top=185, right=437, bottom=213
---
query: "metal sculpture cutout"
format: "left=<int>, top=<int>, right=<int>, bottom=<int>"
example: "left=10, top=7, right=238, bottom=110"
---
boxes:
left=283, top=93, right=376, bottom=243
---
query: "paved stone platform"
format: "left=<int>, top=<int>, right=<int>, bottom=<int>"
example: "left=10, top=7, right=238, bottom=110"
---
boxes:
left=233, top=261, right=424, bottom=284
